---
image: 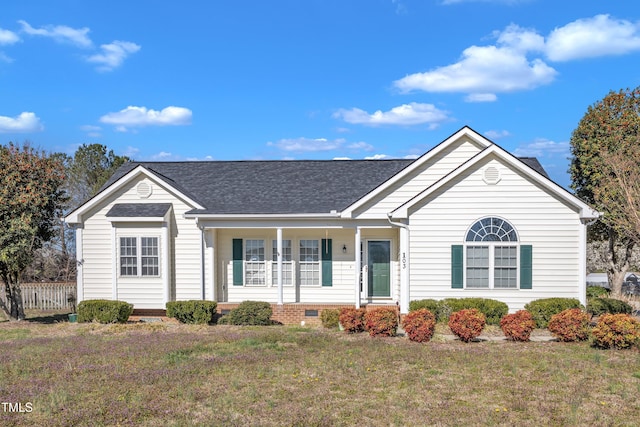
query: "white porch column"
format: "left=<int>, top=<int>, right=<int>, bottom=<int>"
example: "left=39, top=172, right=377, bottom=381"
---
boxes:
left=578, top=220, right=587, bottom=307
left=163, top=221, right=170, bottom=305
left=354, top=226, right=361, bottom=309
left=75, top=226, right=84, bottom=303
left=277, top=227, right=283, bottom=305
left=111, top=225, right=117, bottom=300
left=209, top=229, right=216, bottom=302
left=399, top=225, right=410, bottom=314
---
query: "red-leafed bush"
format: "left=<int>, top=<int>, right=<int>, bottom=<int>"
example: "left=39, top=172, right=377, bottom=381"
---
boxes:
left=364, top=307, right=398, bottom=337
left=590, top=313, right=640, bottom=349
left=448, top=309, right=486, bottom=342
left=339, top=307, right=367, bottom=334
left=500, top=310, right=536, bottom=342
left=402, top=309, right=437, bottom=343
left=547, top=308, right=590, bottom=342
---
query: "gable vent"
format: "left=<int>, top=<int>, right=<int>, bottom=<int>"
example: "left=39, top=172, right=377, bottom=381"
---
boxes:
left=483, top=166, right=501, bottom=185
left=136, top=182, right=153, bottom=198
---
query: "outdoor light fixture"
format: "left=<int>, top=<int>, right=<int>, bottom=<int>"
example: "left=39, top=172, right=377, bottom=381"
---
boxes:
left=342, top=244, right=347, bottom=253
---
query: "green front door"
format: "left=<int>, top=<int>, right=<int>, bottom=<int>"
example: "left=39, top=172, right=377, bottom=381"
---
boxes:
left=368, top=241, right=391, bottom=297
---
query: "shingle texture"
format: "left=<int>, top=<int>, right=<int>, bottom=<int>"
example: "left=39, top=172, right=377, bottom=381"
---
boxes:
left=106, top=203, right=172, bottom=218
left=102, top=156, right=549, bottom=215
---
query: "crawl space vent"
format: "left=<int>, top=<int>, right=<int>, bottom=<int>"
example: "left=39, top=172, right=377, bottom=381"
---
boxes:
left=136, top=182, right=153, bottom=198
left=483, top=166, right=501, bottom=185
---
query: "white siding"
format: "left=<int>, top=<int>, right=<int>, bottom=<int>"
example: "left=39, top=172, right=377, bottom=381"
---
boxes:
left=354, top=138, right=483, bottom=218
left=407, top=156, right=583, bottom=311
left=80, top=175, right=202, bottom=309
left=216, top=228, right=399, bottom=304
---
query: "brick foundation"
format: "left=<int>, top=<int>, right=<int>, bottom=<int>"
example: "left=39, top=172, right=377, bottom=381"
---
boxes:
left=133, top=303, right=400, bottom=325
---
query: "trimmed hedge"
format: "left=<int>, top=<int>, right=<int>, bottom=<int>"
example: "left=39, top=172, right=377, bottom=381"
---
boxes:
left=77, top=299, right=133, bottom=324
left=409, top=298, right=507, bottom=325
left=339, top=307, right=366, bottom=334
left=586, top=298, right=633, bottom=316
left=439, top=298, right=508, bottom=325
left=166, top=300, right=218, bottom=324
left=320, top=309, right=340, bottom=329
left=218, top=301, right=273, bottom=325
left=448, top=309, right=486, bottom=342
left=524, top=298, right=583, bottom=328
left=591, top=313, right=640, bottom=349
left=500, top=310, right=536, bottom=342
left=364, top=307, right=398, bottom=337
left=402, top=309, right=437, bottom=343
left=547, top=308, right=590, bottom=342
left=586, top=285, right=610, bottom=299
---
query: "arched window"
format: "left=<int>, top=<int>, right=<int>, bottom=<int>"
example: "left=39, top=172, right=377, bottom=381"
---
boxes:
left=465, top=217, right=518, bottom=289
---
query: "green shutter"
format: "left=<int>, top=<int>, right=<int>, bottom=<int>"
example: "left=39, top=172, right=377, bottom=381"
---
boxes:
left=451, top=245, right=463, bottom=289
left=321, top=239, right=332, bottom=287
left=232, top=239, right=243, bottom=286
left=520, top=245, right=532, bottom=289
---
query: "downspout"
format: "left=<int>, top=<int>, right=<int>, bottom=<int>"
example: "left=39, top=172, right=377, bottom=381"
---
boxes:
left=579, top=215, right=600, bottom=307
left=387, top=213, right=410, bottom=314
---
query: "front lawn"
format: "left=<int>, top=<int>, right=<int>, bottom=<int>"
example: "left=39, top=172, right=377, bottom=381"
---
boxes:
left=1, top=320, right=639, bottom=426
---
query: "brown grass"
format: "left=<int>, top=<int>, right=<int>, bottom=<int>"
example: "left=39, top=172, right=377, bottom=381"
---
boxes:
left=0, top=318, right=639, bottom=426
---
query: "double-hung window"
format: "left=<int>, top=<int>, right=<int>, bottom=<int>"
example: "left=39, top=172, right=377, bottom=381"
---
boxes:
left=299, top=239, right=320, bottom=286
left=245, top=239, right=266, bottom=286
left=119, top=236, right=159, bottom=277
left=465, top=217, right=518, bottom=289
left=272, top=239, right=292, bottom=286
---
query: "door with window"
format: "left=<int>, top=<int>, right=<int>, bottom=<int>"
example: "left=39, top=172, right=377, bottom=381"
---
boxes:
left=367, top=240, right=391, bottom=297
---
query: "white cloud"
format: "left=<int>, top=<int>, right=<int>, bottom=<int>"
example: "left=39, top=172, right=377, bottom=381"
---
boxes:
left=365, top=154, right=392, bottom=160
left=334, top=102, right=450, bottom=127
left=394, top=40, right=557, bottom=98
left=123, top=146, right=140, bottom=158
left=512, top=138, right=569, bottom=157
left=99, top=106, right=192, bottom=131
left=465, top=93, right=497, bottom=103
left=546, top=14, right=640, bottom=62
left=80, top=124, right=102, bottom=138
left=484, top=129, right=510, bottom=139
left=347, top=141, right=374, bottom=151
left=87, top=40, right=140, bottom=71
left=0, top=52, right=13, bottom=63
left=267, top=137, right=345, bottom=152
left=0, top=28, right=19, bottom=45
left=18, top=20, right=92, bottom=48
left=0, top=112, right=44, bottom=133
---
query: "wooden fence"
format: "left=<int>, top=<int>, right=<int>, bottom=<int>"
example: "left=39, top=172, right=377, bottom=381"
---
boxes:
left=0, top=282, right=76, bottom=310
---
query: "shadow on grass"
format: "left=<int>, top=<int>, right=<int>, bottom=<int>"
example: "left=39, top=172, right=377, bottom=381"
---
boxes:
left=27, top=312, right=72, bottom=324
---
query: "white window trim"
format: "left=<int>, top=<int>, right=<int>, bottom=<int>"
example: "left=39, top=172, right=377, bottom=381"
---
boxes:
left=119, top=235, right=161, bottom=278
left=464, top=242, right=519, bottom=290
left=299, top=238, right=321, bottom=287
left=243, top=238, right=267, bottom=287
left=270, top=239, right=294, bottom=287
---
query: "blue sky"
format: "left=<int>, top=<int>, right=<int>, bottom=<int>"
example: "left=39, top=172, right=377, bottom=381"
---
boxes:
left=1, top=0, right=639, bottom=189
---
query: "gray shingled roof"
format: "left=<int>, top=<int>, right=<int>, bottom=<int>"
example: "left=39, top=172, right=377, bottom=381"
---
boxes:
left=106, top=203, right=172, bottom=218
left=101, top=156, right=549, bottom=215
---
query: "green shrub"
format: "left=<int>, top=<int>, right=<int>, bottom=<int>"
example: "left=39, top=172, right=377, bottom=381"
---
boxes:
left=77, top=299, right=133, bottom=324
left=586, top=298, right=633, bottom=316
left=320, top=309, right=340, bottom=329
left=218, top=301, right=272, bottom=326
left=364, top=307, right=398, bottom=337
left=402, top=309, right=437, bottom=343
left=448, top=309, right=486, bottom=342
left=166, top=300, right=218, bottom=324
left=409, top=299, right=440, bottom=314
left=591, top=313, right=640, bottom=349
left=524, top=298, right=583, bottom=328
left=500, top=310, right=536, bottom=342
left=338, top=307, right=366, bottom=333
left=547, top=308, right=590, bottom=342
left=586, top=285, right=610, bottom=299
left=439, top=298, right=508, bottom=325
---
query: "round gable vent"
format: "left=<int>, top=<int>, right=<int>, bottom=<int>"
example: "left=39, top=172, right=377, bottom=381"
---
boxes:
left=136, top=182, right=153, bottom=198
left=483, top=166, right=501, bottom=185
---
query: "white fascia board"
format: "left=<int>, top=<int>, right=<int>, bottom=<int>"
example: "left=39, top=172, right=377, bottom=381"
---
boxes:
left=342, top=126, right=491, bottom=218
left=64, top=165, right=204, bottom=224
left=391, top=145, right=599, bottom=220
left=107, top=217, right=166, bottom=223
left=184, top=212, right=341, bottom=220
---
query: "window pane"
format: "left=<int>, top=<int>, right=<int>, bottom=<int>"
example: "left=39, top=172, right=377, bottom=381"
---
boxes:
left=494, top=246, right=517, bottom=288
left=272, top=240, right=292, bottom=285
left=120, top=237, right=137, bottom=276
left=245, top=240, right=265, bottom=285
left=466, top=246, right=488, bottom=288
left=466, top=217, right=518, bottom=242
left=300, top=240, right=320, bottom=286
left=141, top=237, right=159, bottom=276
left=272, top=240, right=292, bottom=261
